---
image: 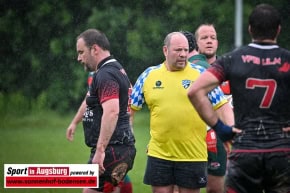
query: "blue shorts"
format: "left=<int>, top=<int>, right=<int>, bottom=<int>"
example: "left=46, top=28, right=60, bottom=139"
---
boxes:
left=88, top=145, right=136, bottom=192
left=143, top=156, right=207, bottom=189
left=207, top=136, right=227, bottom=176
left=226, top=150, right=290, bottom=193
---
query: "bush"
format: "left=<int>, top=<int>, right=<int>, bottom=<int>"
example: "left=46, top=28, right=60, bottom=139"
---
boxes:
left=0, top=92, right=30, bottom=116
left=31, top=91, right=48, bottom=113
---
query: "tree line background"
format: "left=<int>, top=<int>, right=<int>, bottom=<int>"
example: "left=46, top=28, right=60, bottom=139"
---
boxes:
left=1, top=0, right=289, bottom=115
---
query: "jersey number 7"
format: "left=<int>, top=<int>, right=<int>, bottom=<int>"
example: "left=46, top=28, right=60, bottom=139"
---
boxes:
left=246, top=78, right=277, bottom=108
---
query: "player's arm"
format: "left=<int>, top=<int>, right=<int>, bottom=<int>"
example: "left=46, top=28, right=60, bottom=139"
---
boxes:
left=129, top=68, right=147, bottom=129
left=66, top=95, right=87, bottom=141
left=94, top=98, right=120, bottom=174
left=214, top=100, right=235, bottom=152
left=98, top=98, right=119, bottom=150
left=215, top=102, right=234, bottom=127
left=129, top=109, right=136, bottom=133
left=188, top=71, right=221, bottom=126
left=188, top=71, right=241, bottom=141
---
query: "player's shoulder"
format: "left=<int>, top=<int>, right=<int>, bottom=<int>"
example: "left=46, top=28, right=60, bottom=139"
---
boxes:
left=144, top=64, right=162, bottom=73
left=134, top=64, right=162, bottom=85
left=188, top=62, right=206, bottom=73
left=139, top=64, right=162, bottom=78
left=279, top=46, right=290, bottom=56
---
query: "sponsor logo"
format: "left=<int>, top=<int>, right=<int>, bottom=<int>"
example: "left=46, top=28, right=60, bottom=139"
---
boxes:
left=4, top=164, right=98, bottom=188
left=153, top=80, right=164, bottom=89
left=208, top=162, right=221, bottom=170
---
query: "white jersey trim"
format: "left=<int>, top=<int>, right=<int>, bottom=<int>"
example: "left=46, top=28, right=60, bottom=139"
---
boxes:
left=248, top=43, right=279, bottom=50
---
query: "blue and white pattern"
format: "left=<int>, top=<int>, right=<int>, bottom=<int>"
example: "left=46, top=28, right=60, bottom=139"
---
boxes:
left=190, top=62, right=226, bottom=106
left=130, top=63, right=226, bottom=109
left=130, top=65, right=161, bottom=109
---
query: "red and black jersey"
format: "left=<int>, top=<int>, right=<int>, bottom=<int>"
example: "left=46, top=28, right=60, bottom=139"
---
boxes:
left=83, top=56, right=135, bottom=148
left=208, top=43, right=290, bottom=150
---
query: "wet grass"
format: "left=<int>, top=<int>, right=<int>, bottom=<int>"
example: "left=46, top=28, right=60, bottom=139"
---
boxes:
left=1, top=110, right=151, bottom=193
left=1, top=109, right=205, bottom=193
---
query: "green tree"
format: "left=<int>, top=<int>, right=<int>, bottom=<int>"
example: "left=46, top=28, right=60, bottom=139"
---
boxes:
left=1, top=0, right=289, bottom=113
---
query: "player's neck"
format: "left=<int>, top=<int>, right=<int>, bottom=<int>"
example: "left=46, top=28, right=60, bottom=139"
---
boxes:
left=187, top=50, right=198, bottom=59
left=207, top=56, right=217, bottom=65
left=252, top=39, right=277, bottom=44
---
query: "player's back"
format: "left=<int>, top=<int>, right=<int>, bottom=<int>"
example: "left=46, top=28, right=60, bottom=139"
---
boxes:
left=218, top=43, right=290, bottom=149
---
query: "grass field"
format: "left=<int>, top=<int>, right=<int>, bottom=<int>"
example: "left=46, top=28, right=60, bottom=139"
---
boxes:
left=1, top=109, right=205, bottom=193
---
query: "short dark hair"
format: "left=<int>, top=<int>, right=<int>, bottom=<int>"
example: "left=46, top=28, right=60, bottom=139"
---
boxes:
left=249, top=4, right=281, bottom=40
left=180, top=31, right=197, bottom=52
left=77, top=29, right=110, bottom=51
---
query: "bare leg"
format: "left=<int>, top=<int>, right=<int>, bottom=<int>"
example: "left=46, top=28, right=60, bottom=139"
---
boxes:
left=206, top=175, right=225, bottom=193
left=178, top=186, right=200, bottom=193
left=173, top=185, right=179, bottom=193
left=152, top=185, right=174, bottom=193
left=83, top=188, right=101, bottom=193
left=83, top=186, right=120, bottom=193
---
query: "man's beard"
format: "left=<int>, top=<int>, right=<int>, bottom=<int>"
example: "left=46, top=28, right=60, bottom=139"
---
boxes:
left=203, top=52, right=216, bottom=59
left=84, top=64, right=94, bottom=72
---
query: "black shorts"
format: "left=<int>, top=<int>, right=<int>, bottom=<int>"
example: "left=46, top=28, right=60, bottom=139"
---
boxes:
left=88, top=145, right=136, bottom=192
left=226, top=150, right=290, bottom=193
left=207, top=136, right=227, bottom=176
left=144, top=156, right=207, bottom=189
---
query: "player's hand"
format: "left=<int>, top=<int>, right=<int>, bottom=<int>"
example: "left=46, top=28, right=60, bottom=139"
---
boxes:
left=232, top=127, right=242, bottom=134
left=66, top=124, right=76, bottom=142
left=223, top=141, right=232, bottom=154
left=92, top=150, right=106, bottom=175
left=212, top=119, right=242, bottom=142
left=283, top=126, right=290, bottom=132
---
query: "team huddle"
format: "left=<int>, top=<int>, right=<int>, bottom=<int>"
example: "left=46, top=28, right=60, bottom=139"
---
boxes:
left=66, top=4, right=290, bottom=193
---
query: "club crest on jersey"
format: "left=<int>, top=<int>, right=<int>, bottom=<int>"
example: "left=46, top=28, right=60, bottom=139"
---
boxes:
left=182, top=80, right=191, bottom=89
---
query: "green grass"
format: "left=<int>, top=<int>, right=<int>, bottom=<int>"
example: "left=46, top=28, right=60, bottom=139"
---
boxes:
left=0, top=110, right=152, bottom=193
left=1, top=109, right=205, bottom=193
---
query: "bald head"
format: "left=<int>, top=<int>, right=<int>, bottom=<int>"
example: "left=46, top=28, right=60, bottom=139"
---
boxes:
left=163, top=32, right=189, bottom=71
left=164, top=32, right=188, bottom=48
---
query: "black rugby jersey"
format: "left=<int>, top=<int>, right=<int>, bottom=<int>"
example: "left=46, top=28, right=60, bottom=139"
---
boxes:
left=83, top=56, right=135, bottom=148
left=208, top=43, right=290, bottom=150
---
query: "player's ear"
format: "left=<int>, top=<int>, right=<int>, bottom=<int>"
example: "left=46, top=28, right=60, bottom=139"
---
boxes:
left=248, top=25, right=252, bottom=36
left=216, top=39, right=219, bottom=48
left=276, top=25, right=281, bottom=37
left=90, top=44, right=100, bottom=54
left=163, top=45, right=168, bottom=57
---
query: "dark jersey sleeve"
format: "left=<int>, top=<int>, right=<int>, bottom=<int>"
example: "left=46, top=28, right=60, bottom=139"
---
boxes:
left=98, top=78, right=120, bottom=104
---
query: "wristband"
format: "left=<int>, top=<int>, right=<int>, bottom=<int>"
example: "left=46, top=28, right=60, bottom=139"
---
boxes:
left=212, top=119, right=234, bottom=142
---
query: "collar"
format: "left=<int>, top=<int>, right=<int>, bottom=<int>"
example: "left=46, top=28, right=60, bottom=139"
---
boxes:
left=161, top=61, right=190, bottom=72
left=189, top=54, right=207, bottom=62
left=249, top=42, right=279, bottom=49
left=97, top=56, right=116, bottom=70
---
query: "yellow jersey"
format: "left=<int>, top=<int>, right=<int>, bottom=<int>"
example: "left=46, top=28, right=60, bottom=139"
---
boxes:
left=131, top=62, right=227, bottom=161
